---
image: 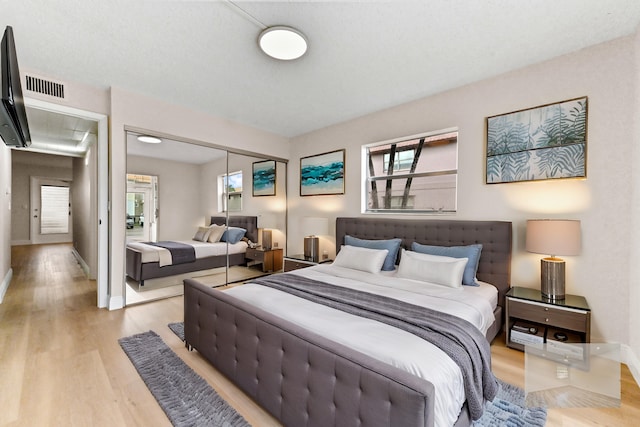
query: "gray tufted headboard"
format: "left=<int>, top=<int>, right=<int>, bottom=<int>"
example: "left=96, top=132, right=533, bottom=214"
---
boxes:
left=336, top=217, right=512, bottom=308
left=210, top=215, right=258, bottom=243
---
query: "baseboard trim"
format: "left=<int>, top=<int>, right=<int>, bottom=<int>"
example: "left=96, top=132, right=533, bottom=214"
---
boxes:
left=622, top=344, right=640, bottom=388
left=11, top=240, right=31, bottom=246
left=0, top=268, right=13, bottom=304
left=71, top=248, right=90, bottom=277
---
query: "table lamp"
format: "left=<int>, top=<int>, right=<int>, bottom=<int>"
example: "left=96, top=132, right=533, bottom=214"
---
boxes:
left=257, top=214, right=277, bottom=249
left=302, top=217, right=328, bottom=262
left=526, top=219, right=581, bottom=300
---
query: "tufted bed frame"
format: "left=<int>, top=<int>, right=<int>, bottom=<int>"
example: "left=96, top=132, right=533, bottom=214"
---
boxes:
left=126, top=215, right=258, bottom=286
left=184, top=217, right=512, bottom=427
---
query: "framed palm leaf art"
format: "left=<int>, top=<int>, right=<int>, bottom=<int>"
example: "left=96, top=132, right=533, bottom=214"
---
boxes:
left=486, top=97, right=587, bottom=184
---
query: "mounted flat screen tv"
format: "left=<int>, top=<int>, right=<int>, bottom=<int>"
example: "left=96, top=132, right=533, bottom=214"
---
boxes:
left=0, top=25, right=31, bottom=147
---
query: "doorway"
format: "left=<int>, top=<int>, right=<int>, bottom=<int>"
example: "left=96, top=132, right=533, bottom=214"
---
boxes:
left=29, top=177, right=72, bottom=245
left=24, top=97, right=109, bottom=308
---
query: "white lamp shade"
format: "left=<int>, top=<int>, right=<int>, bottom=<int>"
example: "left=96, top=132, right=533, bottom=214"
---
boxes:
left=302, top=217, right=328, bottom=237
left=526, top=219, right=581, bottom=257
left=257, top=213, right=277, bottom=230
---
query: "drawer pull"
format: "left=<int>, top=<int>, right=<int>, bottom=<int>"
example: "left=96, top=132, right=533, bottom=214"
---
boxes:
left=544, top=308, right=549, bottom=311
left=545, top=318, right=549, bottom=322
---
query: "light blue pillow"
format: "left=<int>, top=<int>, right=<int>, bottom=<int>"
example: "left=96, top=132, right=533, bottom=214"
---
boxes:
left=221, top=227, right=247, bottom=244
left=344, top=235, right=402, bottom=271
left=411, top=242, right=483, bottom=286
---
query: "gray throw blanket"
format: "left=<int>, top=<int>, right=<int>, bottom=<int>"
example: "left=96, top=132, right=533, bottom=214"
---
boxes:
left=251, top=273, right=498, bottom=421
left=144, top=241, right=195, bottom=265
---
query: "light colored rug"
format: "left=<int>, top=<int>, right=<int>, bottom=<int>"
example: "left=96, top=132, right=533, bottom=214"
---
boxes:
left=475, top=380, right=547, bottom=426
left=119, top=330, right=250, bottom=427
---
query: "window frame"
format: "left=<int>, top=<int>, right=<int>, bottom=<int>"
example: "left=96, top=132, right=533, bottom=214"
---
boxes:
left=219, top=170, right=243, bottom=212
left=361, top=128, right=458, bottom=214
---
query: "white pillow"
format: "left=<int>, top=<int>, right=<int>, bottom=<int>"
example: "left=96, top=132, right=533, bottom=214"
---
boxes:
left=397, top=249, right=467, bottom=288
left=207, top=224, right=225, bottom=243
left=193, top=226, right=211, bottom=242
left=333, top=245, right=389, bottom=273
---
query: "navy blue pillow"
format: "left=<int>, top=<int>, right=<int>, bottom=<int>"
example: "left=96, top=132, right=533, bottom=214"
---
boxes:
left=221, top=227, right=247, bottom=244
left=344, top=235, right=402, bottom=271
left=411, top=242, right=483, bottom=286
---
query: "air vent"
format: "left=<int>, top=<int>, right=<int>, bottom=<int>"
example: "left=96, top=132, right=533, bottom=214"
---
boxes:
left=25, top=75, right=65, bottom=99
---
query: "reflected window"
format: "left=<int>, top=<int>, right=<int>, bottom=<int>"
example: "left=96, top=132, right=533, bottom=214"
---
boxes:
left=220, top=170, right=242, bottom=212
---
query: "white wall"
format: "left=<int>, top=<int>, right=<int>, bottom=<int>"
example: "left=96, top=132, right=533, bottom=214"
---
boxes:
left=289, top=35, right=637, bottom=356
left=629, top=27, right=640, bottom=383
left=72, top=142, right=98, bottom=279
left=0, top=142, right=12, bottom=302
left=127, top=154, right=203, bottom=240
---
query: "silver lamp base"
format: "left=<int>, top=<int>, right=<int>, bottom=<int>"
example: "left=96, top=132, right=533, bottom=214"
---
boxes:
left=304, top=236, right=319, bottom=262
left=261, top=229, right=272, bottom=250
left=541, top=257, right=565, bottom=300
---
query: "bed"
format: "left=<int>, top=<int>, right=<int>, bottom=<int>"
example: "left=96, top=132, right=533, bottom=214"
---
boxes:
left=184, top=217, right=512, bottom=427
left=126, top=215, right=258, bottom=286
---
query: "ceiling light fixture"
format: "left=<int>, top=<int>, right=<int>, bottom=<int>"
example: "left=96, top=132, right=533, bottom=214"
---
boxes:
left=137, top=135, right=162, bottom=144
left=259, top=26, right=308, bottom=60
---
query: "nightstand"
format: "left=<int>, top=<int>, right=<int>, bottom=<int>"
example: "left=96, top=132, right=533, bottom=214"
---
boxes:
left=283, top=254, right=331, bottom=272
left=505, top=287, right=591, bottom=351
left=245, top=247, right=283, bottom=273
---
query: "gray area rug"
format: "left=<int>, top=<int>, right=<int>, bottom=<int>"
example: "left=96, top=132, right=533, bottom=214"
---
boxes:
left=474, top=379, right=547, bottom=426
left=119, top=330, right=250, bottom=427
left=168, top=322, right=185, bottom=341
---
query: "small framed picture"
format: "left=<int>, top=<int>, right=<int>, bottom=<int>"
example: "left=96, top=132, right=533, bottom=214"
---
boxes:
left=300, top=149, right=345, bottom=196
left=252, top=160, right=276, bottom=196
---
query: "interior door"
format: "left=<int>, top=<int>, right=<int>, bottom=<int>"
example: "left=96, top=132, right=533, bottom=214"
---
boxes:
left=30, top=177, right=73, bottom=244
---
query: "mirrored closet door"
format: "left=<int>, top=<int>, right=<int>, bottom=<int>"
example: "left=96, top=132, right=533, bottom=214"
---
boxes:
left=124, top=132, right=287, bottom=305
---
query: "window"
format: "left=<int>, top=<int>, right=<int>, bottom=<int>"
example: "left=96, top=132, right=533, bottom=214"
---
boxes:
left=40, top=185, right=70, bottom=234
left=383, top=150, right=415, bottom=173
left=219, top=170, right=243, bottom=212
left=364, top=129, right=458, bottom=213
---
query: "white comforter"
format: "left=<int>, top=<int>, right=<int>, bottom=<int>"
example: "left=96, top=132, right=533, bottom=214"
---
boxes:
left=127, top=240, right=247, bottom=267
left=225, top=264, right=497, bottom=427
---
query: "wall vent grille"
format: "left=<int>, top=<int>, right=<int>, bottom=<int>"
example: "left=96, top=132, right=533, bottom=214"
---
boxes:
left=25, top=75, right=65, bottom=99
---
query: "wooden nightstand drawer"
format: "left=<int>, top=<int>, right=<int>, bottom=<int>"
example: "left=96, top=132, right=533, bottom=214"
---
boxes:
left=508, top=299, right=588, bottom=332
left=284, top=259, right=314, bottom=272
left=245, top=248, right=265, bottom=262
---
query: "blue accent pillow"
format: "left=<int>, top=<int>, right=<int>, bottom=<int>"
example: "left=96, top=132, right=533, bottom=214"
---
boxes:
left=344, top=235, right=402, bottom=271
left=221, top=227, right=247, bottom=244
left=410, top=242, right=483, bottom=286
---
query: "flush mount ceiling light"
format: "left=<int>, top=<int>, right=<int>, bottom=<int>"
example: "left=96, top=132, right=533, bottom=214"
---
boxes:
left=258, top=26, right=308, bottom=60
left=137, top=135, right=162, bottom=144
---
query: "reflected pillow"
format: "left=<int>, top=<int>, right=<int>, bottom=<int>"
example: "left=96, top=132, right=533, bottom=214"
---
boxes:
left=193, top=226, right=211, bottom=242
left=220, top=227, right=247, bottom=244
left=333, top=245, right=389, bottom=273
left=207, top=224, right=226, bottom=243
left=397, top=249, right=467, bottom=289
left=411, top=242, right=483, bottom=286
left=344, top=235, right=402, bottom=271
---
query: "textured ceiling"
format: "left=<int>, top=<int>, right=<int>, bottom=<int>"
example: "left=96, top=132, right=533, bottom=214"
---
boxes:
left=4, top=0, right=640, bottom=143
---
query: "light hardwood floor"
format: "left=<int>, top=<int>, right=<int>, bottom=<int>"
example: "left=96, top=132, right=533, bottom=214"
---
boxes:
left=1, top=243, right=639, bottom=426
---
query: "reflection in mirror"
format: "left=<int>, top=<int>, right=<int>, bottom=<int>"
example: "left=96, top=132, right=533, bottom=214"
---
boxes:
left=123, top=133, right=288, bottom=306
left=226, top=152, right=287, bottom=277
left=125, top=132, right=229, bottom=305
left=126, top=173, right=158, bottom=243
